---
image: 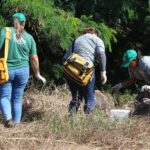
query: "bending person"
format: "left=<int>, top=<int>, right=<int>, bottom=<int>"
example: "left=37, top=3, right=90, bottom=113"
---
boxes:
left=112, top=49, right=150, bottom=113
left=63, top=27, right=107, bottom=116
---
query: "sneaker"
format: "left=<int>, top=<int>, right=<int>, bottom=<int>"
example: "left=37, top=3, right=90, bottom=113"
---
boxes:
left=4, top=119, right=15, bottom=128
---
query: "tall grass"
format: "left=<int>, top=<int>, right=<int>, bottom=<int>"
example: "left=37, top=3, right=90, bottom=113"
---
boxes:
left=0, top=83, right=149, bottom=150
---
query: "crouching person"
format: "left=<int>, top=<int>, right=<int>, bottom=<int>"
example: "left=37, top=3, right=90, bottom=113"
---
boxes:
left=112, top=49, right=150, bottom=115
left=63, top=27, right=107, bottom=116
left=0, top=13, right=46, bottom=128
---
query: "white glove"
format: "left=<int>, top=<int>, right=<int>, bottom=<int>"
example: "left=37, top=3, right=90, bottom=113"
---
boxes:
left=35, top=73, right=47, bottom=85
left=112, top=83, right=123, bottom=93
left=100, top=71, right=107, bottom=85
left=141, top=85, right=150, bottom=92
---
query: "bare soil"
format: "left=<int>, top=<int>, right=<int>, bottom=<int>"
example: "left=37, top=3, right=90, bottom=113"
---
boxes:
left=0, top=85, right=149, bottom=150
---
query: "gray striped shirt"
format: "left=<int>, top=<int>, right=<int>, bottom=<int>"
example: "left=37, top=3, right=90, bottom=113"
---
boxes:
left=63, top=33, right=106, bottom=71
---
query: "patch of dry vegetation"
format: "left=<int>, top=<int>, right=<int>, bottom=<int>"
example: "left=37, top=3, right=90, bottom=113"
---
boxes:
left=0, top=83, right=149, bottom=150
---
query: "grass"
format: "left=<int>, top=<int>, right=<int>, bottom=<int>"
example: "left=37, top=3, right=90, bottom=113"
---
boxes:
left=0, top=83, right=149, bottom=150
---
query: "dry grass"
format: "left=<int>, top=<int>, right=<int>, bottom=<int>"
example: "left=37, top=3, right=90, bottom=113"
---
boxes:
left=0, top=83, right=149, bottom=150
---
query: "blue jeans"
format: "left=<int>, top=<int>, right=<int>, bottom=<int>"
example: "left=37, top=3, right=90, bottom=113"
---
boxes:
left=0, top=67, right=29, bottom=124
left=66, top=73, right=95, bottom=114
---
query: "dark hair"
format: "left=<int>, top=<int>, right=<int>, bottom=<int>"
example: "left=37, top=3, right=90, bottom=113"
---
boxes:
left=82, top=27, right=99, bottom=36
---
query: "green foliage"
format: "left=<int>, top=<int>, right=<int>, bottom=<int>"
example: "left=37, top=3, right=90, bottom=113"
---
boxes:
left=0, top=0, right=117, bottom=53
left=49, top=114, right=63, bottom=133
left=0, top=15, right=7, bottom=30
left=1, top=0, right=150, bottom=84
left=99, top=23, right=117, bottom=51
left=0, top=0, right=82, bottom=51
left=113, top=90, right=135, bottom=107
left=0, top=0, right=118, bottom=82
left=81, top=15, right=117, bottom=51
left=122, top=1, right=138, bottom=20
left=53, top=64, right=63, bottom=80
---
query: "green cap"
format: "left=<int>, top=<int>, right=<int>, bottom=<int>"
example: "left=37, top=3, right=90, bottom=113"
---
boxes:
left=121, top=49, right=137, bottom=67
left=13, top=13, right=26, bottom=22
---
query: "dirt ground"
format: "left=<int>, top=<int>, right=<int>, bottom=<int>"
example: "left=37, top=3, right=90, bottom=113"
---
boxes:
left=0, top=87, right=149, bottom=150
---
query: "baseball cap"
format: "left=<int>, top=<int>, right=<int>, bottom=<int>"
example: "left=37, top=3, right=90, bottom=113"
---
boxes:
left=13, top=13, right=26, bottom=22
left=121, top=49, right=137, bottom=67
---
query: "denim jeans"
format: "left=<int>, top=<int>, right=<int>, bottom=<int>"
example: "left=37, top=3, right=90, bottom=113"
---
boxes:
left=66, top=73, right=95, bottom=114
left=0, top=67, right=29, bottom=124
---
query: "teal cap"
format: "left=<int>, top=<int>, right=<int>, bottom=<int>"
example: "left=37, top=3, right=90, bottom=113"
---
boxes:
left=121, top=49, right=137, bottom=67
left=13, top=13, right=26, bottom=22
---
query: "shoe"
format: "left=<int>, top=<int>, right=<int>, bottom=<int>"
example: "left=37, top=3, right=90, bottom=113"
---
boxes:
left=4, top=119, right=15, bottom=128
left=68, top=107, right=77, bottom=117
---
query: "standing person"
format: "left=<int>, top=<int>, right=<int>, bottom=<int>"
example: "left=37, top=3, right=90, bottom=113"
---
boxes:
left=0, top=13, right=46, bottom=127
left=112, top=49, right=150, bottom=114
left=63, top=27, right=107, bottom=115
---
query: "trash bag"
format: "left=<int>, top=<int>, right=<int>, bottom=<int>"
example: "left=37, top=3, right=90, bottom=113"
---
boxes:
left=133, top=86, right=150, bottom=115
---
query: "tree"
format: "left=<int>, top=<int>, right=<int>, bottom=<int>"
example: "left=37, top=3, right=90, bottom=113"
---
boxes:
left=0, top=0, right=117, bottom=82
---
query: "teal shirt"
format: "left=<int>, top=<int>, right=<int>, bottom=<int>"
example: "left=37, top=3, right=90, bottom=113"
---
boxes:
left=0, top=27, right=37, bottom=70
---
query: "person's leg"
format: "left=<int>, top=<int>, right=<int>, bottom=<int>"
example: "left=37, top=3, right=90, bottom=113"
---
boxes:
left=77, top=89, right=84, bottom=112
left=0, top=70, right=14, bottom=122
left=0, top=82, right=12, bottom=121
left=84, top=74, right=95, bottom=114
left=66, top=77, right=81, bottom=115
left=11, top=67, right=29, bottom=124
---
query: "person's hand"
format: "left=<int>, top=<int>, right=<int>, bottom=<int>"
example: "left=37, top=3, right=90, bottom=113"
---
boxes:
left=35, top=73, right=47, bottom=85
left=100, top=71, right=107, bottom=85
left=112, top=83, right=123, bottom=93
left=141, top=85, right=150, bottom=92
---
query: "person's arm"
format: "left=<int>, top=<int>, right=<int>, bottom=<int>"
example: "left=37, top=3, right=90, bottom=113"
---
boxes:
left=98, top=51, right=106, bottom=72
left=30, top=54, right=46, bottom=84
left=112, top=64, right=138, bottom=93
left=30, top=54, right=40, bottom=77
left=112, top=78, right=137, bottom=93
left=99, top=51, right=107, bottom=85
left=122, top=78, right=137, bottom=87
left=96, top=37, right=107, bottom=84
left=29, top=36, right=46, bottom=84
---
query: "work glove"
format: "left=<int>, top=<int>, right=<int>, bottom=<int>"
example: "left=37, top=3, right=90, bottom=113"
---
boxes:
left=35, top=73, right=47, bottom=85
left=100, top=71, right=107, bottom=85
left=112, top=83, right=123, bottom=93
left=141, top=85, right=150, bottom=92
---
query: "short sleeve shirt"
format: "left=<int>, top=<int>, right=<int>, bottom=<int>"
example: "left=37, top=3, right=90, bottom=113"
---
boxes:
left=128, top=56, right=150, bottom=82
left=0, top=27, right=37, bottom=70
